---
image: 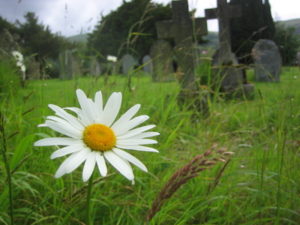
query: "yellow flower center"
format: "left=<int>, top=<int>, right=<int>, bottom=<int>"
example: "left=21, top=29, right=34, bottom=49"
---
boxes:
left=83, top=124, right=116, bottom=152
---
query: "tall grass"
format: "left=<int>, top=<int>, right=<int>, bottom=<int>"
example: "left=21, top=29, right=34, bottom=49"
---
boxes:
left=0, top=67, right=299, bottom=224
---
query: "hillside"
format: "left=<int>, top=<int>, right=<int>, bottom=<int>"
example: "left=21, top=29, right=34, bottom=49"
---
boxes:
left=279, top=18, right=300, bottom=35
left=67, top=33, right=89, bottom=44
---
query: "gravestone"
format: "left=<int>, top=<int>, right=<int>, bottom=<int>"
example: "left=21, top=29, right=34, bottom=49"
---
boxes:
left=121, top=54, right=138, bottom=74
left=142, top=55, right=153, bottom=74
left=150, top=40, right=174, bottom=82
left=205, top=0, right=254, bottom=98
left=89, top=57, right=101, bottom=77
left=26, top=58, right=41, bottom=80
left=155, top=0, right=209, bottom=115
left=252, top=39, right=281, bottom=82
left=59, top=50, right=74, bottom=80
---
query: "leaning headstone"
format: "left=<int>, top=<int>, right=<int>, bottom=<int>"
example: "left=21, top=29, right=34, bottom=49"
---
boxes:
left=150, top=40, right=174, bottom=82
left=72, top=52, right=82, bottom=77
left=205, top=0, right=254, bottom=98
left=121, top=54, right=138, bottom=74
left=26, top=58, right=41, bottom=80
left=59, top=50, right=73, bottom=80
left=252, top=39, right=281, bottom=82
left=155, top=0, right=209, bottom=115
left=89, top=57, right=101, bottom=77
left=142, top=55, right=153, bottom=74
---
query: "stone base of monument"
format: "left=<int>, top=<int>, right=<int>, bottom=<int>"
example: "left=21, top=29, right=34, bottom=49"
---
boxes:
left=177, top=88, right=210, bottom=117
left=211, top=50, right=255, bottom=100
left=222, top=83, right=255, bottom=100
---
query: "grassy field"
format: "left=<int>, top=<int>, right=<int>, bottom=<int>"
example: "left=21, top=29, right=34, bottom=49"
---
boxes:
left=0, top=64, right=300, bottom=225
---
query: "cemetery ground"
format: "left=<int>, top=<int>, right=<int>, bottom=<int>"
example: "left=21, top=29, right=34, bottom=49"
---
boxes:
left=1, top=65, right=300, bottom=224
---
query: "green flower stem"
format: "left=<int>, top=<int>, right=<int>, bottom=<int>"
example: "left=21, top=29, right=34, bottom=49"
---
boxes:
left=86, top=173, right=94, bottom=225
left=0, top=114, right=14, bottom=225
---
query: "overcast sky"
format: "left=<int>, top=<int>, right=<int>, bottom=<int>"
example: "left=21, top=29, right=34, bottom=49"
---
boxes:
left=0, top=0, right=299, bottom=37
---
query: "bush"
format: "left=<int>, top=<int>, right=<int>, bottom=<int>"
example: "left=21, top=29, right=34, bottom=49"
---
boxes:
left=0, top=58, right=21, bottom=98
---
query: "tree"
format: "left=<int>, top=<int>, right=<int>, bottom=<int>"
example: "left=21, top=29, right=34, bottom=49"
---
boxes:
left=274, top=23, right=300, bottom=65
left=17, top=12, right=70, bottom=60
left=88, top=0, right=172, bottom=60
left=0, top=16, right=18, bottom=34
left=229, top=0, right=275, bottom=64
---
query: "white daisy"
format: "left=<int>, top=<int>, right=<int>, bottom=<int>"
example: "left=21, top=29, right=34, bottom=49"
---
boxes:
left=34, top=89, right=159, bottom=182
left=12, top=50, right=24, bottom=62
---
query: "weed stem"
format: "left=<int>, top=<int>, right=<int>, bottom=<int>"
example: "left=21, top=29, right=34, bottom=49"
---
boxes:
left=86, top=173, right=94, bottom=225
left=0, top=114, right=14, bottom=225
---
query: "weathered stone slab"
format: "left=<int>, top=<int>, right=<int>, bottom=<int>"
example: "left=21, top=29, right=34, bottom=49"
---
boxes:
left=89, top=57, right=101, bottom=76
left=252, top=39, right=281, bottom=82
left=59, top=50, right=81, bottom=80
left=150, top=40, right=174, bottom=82
left=142, top=55, right=153, bottom=74
left=121, top=54, right=138, bottom=74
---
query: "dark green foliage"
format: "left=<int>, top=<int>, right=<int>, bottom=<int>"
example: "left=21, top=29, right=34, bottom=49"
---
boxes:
left=274, top=23, right=300, bottom=65
left=0, top=17, right=18, bottom=35
left=0, top=13, right=75, bottom=78
left=229, top=0, right=275, bottom=64
left=0, top=60, right=21, bottom=98
left=17, top=12, right=71, bottom=60
left=88, top=0, right=172, bottom=60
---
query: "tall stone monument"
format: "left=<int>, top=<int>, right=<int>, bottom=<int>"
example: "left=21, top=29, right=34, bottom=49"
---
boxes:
left=150, top=40, right=174, bottom=82
left=59, top=50, right=74, bottom=80
left=155, top=0, right=209, bottom=115
left=205, top=0, right=254, bottom=98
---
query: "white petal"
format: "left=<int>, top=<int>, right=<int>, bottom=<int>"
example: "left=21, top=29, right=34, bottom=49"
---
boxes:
left=87, top=98, right=99, bottom=122
left=50, top=143, right=84, bottom=159
left=131, top=132, right=160, bottom=139
left=100, top=92, right=122, bottom=126
left=117, top=125, right=156, bottom=139
left=82, top=152, right=96, bottom=182
left=45, top=120, right=82, bottom=139
left=113, top=148, right=147, bottom=172
left=113, top=115, right=149, bottom=136
left=54, top=149, right=89, bottom=178
left=76, top=89, right=95, bottom=124
left=104, top=151, right=134, bottom=181
left=64, top=148, right=90, bottom=174
left=117, top=139, right=157, bottom=145
left=64, top=107, right=89, bottom=126
left=116, top=144, right=159, bottom=152
left=111, top=104, right=140, bottom=130
left=45, top=116, right=84, bottom=137
left=48, top=104, right=84, bottom=130
left=95, top=153, right=107, bottom=176
left=34, top=137, right=79, bottom=146
left=94, top=91, right=103, bottom=114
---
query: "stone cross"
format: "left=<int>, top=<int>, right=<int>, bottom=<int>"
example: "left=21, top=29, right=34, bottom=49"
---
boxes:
left=155, top=0, right=209, bottom=115
left=204, top=0, right=254, bottom=99
left=205, top=0, right=241, bottom=58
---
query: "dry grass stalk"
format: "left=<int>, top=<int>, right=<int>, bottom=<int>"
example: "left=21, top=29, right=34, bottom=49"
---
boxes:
left=146, top=144, right=233, bottom=222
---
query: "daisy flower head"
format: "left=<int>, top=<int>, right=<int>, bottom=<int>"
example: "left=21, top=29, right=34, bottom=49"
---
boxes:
left=34, top=89, right=159, bottom=183
left=12, top=50, right=23, bottom=62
